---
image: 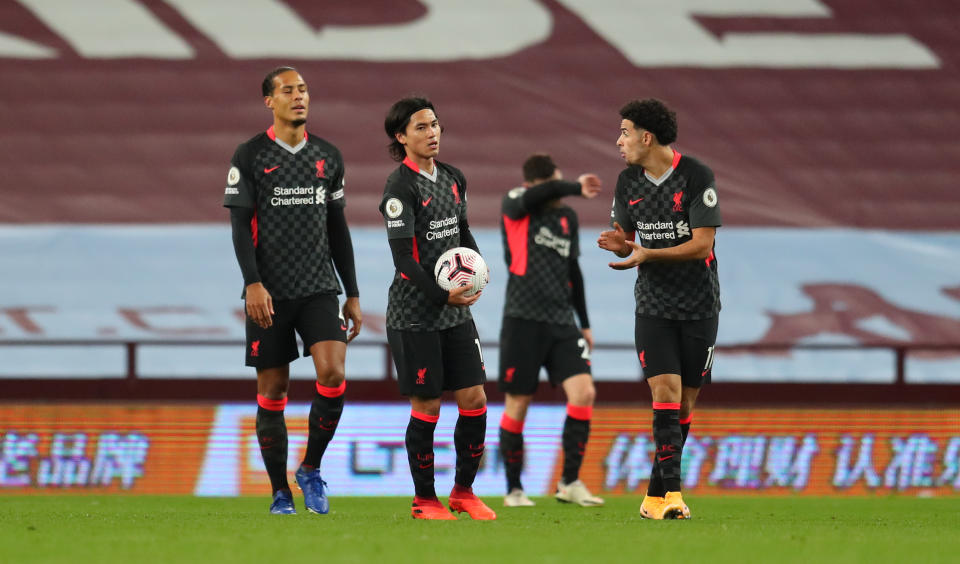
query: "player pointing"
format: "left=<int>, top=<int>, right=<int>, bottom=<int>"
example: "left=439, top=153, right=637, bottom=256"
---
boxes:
left=498, top=154, right=604, bottom=508
left=598, top=98, right=722, bottom=520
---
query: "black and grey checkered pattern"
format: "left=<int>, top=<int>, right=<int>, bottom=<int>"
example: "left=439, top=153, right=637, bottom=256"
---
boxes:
left=611, top=153, right=722, bottom=320
left=223, top=130, right=346, bottom=300
left=501, top=189, right=579, bottom=326
left=380, top=161, right=473, bottom=331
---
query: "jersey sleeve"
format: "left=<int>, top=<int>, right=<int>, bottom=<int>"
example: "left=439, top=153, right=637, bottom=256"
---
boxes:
left=223, top=144, right=256, bottom=208
left=502, top=187, right=527, bottom=219
left=327, top=148, right=346, bottom=210
left=611, top=171, right=633, bottom=231
left=568, top=210, right=581, bottom=258
left=379, top=172, right=417, bottom=240
left=687, top=164, right=722, bottom=229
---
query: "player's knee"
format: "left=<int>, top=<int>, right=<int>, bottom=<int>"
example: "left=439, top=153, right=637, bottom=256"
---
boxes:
left=569, top=381, right=595, bottom=406
left=457, top=386, right=487, bottom=411
left=316, top=364, right=345, bottom=387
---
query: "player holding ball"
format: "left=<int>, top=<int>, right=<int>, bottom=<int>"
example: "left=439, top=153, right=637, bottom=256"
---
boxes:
left=379, top=96, right=496, bottom=521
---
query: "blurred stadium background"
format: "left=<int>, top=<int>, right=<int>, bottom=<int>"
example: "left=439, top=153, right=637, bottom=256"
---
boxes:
left=1, top=0, right=958, bottom=500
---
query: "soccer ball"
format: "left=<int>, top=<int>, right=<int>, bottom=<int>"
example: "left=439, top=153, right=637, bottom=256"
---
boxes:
left=434, top=247, right=489, bottom=297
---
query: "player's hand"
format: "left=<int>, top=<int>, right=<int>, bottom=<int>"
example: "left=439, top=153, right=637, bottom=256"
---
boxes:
left=245, top=282, right=274, bottom=329
left=581, top=328, right=594, bottom=352
left=342, top=297, right=363, bottom=343
left=447, top=284, right=481, bottom=307
left=609, top=240, right=648, bottom=269
left=577, top=174, right=601, bottom=199
left=598, top=222, right=631, bottom=257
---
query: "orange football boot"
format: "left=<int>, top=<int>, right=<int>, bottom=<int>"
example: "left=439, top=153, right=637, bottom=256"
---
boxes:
left=448, top=486, right=497, bottom=520
left=411, top=496, right=457, bottom=520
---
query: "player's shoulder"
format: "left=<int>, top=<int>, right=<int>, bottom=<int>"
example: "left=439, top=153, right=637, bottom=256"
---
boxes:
left=677, top=154, right=714, bottom=179
left=383, top=164, right=416, bottom=195
left=233, top=131, right=271, bottom=158
left=436, top=161, right=466, bottom=184
left=306, top=133, right=343, bottom=157
left=616, top=165, right=642, bottom=188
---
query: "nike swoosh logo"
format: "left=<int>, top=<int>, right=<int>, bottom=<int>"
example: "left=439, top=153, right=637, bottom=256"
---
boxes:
left=264, top=166, right=280, bottom=173
left=657, top=455, right=674, bottom=462
left=418, top=463, right=434, bottom=469
left=422, top=197, right=432, bottom=207
left=629, top=198, right=644, bottom=205
left=470, top=451, right=484, bottom=458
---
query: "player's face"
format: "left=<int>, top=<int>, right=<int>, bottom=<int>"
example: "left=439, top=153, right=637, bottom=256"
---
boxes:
left=617, top=119, right=651, bottom=165
left=397, top=108, right=441, bottom=160
left=265, top=71, right=309, bottom=125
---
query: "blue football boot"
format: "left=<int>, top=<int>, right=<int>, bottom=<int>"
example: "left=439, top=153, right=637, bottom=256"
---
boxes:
left=295, top=466, right=329, bottom=515
left=269, top=489, right=296, bottom=515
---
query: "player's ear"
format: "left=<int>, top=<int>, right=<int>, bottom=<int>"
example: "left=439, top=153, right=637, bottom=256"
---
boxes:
left=264, top=96, right=273, bottom=110
left=394, top=131, right=406, bottom=146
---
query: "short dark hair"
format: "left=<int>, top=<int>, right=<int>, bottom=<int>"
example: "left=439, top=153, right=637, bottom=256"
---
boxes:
left=522, top=153, right=557, bottom=183
left=262, top=66, right=298, bottom=97
left=384, top=97, right=437, bottom=162
left=619, top=98, right=677, bottom=145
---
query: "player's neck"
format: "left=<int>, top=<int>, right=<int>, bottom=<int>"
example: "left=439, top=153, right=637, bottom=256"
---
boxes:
left=273, top=119, right=306, bottom=147
left=407, top=154, right=436, bottom=174
left=641, top=145, right=675, bottom=178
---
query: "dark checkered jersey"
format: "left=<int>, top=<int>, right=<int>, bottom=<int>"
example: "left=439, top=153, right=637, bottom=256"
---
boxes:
left=610, top=151, right=722, bottom=320
left=380, top=158, right=473, bottom=331
left=501, top=187, right=580, bottom=326
left=222, top=126, right=346, bottom=300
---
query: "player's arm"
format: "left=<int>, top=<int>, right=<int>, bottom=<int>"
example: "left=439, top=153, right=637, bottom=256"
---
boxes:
left=569, top=258, right=593, bottom=350
left=224, top=148, right=273, bottom=329
left=598, top=172, right=635, bottom=259
left=326, top=204, right=362, bottom=342
left=387, top=239, right=479, bottom=306
left=609, top=227, right=715, bottom=270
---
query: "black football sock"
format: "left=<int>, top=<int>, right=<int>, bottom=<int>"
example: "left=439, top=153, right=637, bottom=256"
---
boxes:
left=648, top=413, right=692, bottom=497
left=256, top=395, right=290, bottom=494
left=301, top=381, right=345, bottom=470
left=562, top=404, right=592, bottom=484
left=406, top=411, right=438, bottom=499
left=499, top=413, right=525, bottom=492
left=454, top=407, right=487, bottom=489
left=652, top=402, right=683, bottom=493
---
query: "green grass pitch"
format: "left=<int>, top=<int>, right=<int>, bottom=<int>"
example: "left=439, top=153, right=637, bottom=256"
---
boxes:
left=2, top=495, right=957, bottom=563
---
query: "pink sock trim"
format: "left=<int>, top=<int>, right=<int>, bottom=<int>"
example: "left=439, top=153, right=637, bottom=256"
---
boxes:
left=257, top=394, right=287, bottom=411
left=500, top=413, right=524, bottom=434
left=652, top=402, right=680, bottom=410
left=411, top=410, right=440, bottom=423
left=679, top=414, right=693, bottom=425
left=458, top=406, right=487, bottom=417
left=316, top=380, right=346, bottom=398
left=566, top=404, right=593, bottom=421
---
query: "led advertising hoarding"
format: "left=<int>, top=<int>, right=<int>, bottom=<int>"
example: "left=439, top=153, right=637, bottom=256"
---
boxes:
left=2, top=404, right=957, bottom=496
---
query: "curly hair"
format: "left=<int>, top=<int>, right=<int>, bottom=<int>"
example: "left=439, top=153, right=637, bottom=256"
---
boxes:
left=619, top=98, right=678, bottom=145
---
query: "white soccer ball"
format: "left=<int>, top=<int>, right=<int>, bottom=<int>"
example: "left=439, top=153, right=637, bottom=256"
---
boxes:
left=434, top=247, right=489, bottom=297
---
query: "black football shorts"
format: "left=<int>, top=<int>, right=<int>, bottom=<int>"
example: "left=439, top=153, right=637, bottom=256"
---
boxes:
left=634, top=314, right=718, bottom=388
left=387, top=320, right=486, bottom=398
left=498, top=316, right=591, bottom=395
left=245, top=293, right=347, bottom=368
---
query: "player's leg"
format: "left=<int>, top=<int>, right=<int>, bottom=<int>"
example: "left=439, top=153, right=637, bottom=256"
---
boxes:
left=247, top=301, right=299, bottom=514
left=294, top=295, right=349, bottom=514
left=445, top=321, right=496, bottom=520
left=387, top=327, right=454, bottom=519
left=548, top=325, right=603, bottom=506
left=664, top=315, right=717, bottom=519
left=497, top=317, right=543, bottom=506
left=635, top=315, right=686, bottom=519
left=500, top=393, right=534, bottom=506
